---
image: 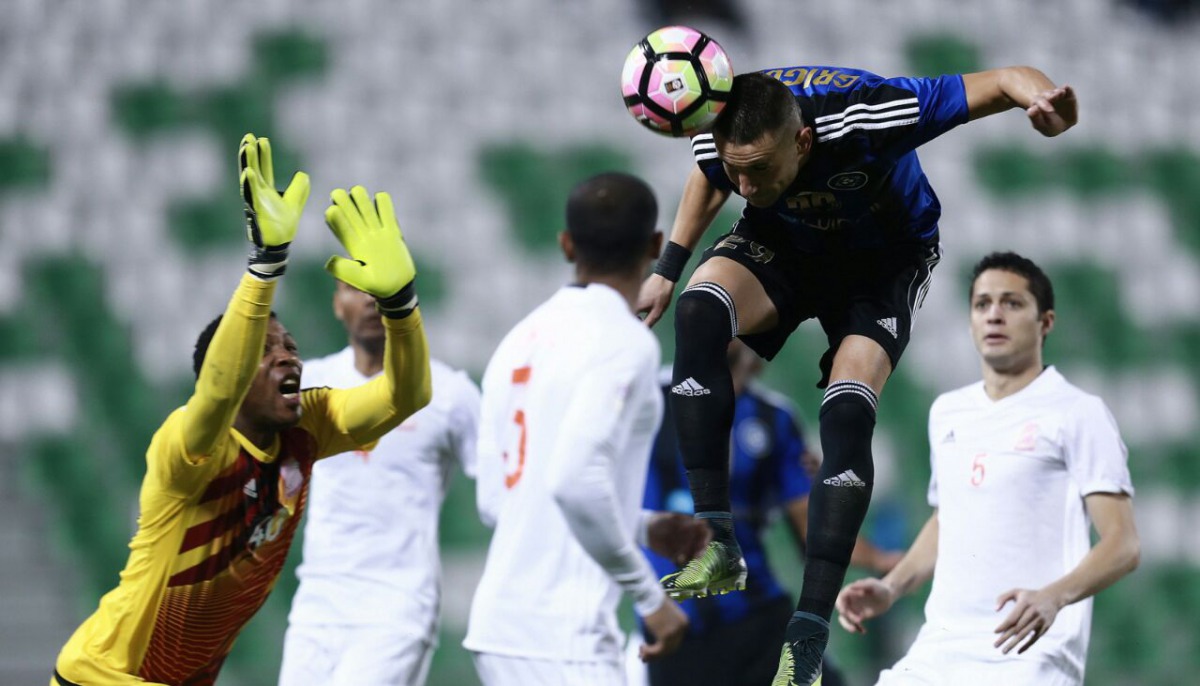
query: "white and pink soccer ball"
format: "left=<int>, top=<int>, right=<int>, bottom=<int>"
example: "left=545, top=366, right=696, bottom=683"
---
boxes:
left=621, top=26, right=734, bottom=137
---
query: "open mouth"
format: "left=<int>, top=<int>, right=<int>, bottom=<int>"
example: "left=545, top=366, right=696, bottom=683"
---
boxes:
left=279, top=375, right=301, bottom=406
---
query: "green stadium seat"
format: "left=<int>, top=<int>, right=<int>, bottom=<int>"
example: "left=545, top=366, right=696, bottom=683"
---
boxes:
left=252, top=30, right=330, bottom=83
left=904, top=33, right=982, bottom=77
left=110, top=83, right=192, bottom=137
left=0, top=137, right=51, bottom=188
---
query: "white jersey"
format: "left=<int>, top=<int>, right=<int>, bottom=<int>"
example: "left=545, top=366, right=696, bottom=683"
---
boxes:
left=465, top=284, right=665, bottom=664
left=286, top=350, right=480, bottom=632
left=913, top=366, right=1133, bottom=681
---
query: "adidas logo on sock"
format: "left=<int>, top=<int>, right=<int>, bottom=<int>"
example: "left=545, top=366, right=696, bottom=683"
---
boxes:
left=671, top=377, right=711, bottom=396
left=823, top=469, right=866, bottom=487
left=876, top=317, right=898, bottom=339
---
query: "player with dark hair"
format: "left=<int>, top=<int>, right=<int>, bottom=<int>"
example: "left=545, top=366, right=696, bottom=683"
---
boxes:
left=466, top=172, right=709, bottom=684
left=836, top=252, right=1138, bottom=685
left=50, top=134, right=431, bottom=686
left=637, top=64, right=1078, bottom=685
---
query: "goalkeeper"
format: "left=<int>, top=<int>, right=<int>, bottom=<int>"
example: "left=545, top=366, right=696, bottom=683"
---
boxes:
left=50, top=133, right=431, bottom=686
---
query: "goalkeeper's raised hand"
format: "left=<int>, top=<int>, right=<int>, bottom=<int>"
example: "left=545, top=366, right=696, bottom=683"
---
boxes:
left=239, top=133, right=311, bottom=281
left=324, top=186, right=419, bottom=318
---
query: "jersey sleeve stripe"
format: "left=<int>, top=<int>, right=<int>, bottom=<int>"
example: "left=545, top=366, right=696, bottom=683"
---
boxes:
left=691, top=134, right=718, bottom=161
left=817, top=116, right=920, bottom=142
left=812, top=97, right=919, bottom=124
left=817, top=106, right=921, bottom=134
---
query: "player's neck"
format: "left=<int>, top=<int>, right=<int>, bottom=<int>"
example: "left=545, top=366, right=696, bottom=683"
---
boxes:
left=351, top=341, right=384, bottom=378
left=573, top=268, right=642, bottom=312
left=232, top=417, right=280, bottom=452
left=980, top=357, right=1044, bottom=401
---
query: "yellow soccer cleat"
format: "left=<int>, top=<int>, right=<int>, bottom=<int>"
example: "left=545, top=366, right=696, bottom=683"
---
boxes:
left=660, top=540, right=747, bottom=600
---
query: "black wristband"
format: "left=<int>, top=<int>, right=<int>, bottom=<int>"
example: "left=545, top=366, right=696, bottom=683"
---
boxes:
left=653, top=241, right=692, bottom=282
left=247, top=243, right=290, bottom=281
left=375, top=281, right=419, bottom=319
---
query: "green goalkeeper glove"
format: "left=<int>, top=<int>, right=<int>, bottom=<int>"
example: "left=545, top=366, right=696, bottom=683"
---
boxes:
left=324, top=186, right=419, bottom=318
left=239, top=133, right=311, bottom=280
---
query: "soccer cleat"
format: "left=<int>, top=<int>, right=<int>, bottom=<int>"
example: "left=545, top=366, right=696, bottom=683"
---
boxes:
left=771, top=615, right=828, bottom=686
left=660, top=540, right=747, bottom=599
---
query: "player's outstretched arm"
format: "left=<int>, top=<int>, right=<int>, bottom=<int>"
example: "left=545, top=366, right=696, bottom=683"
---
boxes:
left=993, top=492, right=1138, bottom=655
left=183, top=134, right=310, bottom=457
left=962, top=67, right=1077, bottom=136
left=837, top=511, right=940, bottom=634
left=638, top=167, right=730, bottom=326
left=322, top=186, right=432, bottom=444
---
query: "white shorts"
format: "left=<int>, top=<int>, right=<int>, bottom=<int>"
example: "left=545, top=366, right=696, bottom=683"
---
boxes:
left=472, top=652, right=624, bottom=686
left=876, top=649, right=1081, bottom=686
left=278, top=623, right=434, bottom=686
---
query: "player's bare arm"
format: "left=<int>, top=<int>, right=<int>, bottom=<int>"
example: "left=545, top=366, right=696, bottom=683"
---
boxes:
left=638, top=166, right=730, bottom=326
left=962, top=66, right=1078, bottom=136
left=836, top=511, right=940, bottom=634
left=993, top=492, right=1138, bottom=654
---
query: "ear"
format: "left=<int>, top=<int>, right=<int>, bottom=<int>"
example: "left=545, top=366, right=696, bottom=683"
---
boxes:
left=559, top=231, right=576, bottom=263
left=796, top=125, right=814, bottom=156
left=1041, top=309, right=1056, bottom=338
left=332, top=286, right=346, bottom=322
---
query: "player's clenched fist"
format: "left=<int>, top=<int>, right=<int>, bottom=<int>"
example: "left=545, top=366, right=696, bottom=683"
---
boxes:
left=239, top=133, right=310, bottom=281
left=324, top=186, right=419, bottom=318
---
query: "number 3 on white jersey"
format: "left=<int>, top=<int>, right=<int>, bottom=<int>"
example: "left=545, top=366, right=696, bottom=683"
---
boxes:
left=502, top=366, right=532, bottom=489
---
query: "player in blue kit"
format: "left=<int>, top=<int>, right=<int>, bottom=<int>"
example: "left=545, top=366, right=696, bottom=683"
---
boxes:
left=636, top=65, right=1077, bottom=685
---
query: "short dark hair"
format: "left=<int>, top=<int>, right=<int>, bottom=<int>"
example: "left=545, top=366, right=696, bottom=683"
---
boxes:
left=565, top=172, right=658, bottom=273
left=969, top=252, right=1055, bottom=314
left=192, top=311, right=278, bottom=378
left=712, top=72, right=804, bottom=144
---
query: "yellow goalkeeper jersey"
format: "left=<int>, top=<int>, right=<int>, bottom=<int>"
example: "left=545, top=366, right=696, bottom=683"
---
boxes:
left=52, top=275, right=429, bottom=686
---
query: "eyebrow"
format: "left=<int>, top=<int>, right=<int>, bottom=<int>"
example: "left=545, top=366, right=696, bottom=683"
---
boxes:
left=974, top=290, right=1028, bottom=300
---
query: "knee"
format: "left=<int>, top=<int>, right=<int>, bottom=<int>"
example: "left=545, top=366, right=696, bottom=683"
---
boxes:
left=675, top=283, right=738, bottom=347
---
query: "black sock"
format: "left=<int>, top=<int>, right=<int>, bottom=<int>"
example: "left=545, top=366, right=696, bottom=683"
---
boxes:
left=670, top=283, right=738, bottom=518
left=696, top=511, right=737, bottom=547
left=798, top=380, right=877, bottom=620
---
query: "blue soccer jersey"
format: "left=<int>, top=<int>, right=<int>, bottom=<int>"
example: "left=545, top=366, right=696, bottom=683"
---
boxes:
left=692, top=66, right=969, bottom=253
left=643, top=381, right=812, bottom=632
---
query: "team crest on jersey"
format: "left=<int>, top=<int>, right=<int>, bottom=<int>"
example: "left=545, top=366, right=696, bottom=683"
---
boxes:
left=280, top=457, right=304, bottom=498
left=828, top=171, right=868, bottom=190
left=736, top=417, right=772, bottom=459
left=1014, top=422, right=1040, bottom=451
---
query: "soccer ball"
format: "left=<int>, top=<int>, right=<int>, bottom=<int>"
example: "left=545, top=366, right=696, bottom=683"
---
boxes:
left=621, top=26, right=734, bottom=138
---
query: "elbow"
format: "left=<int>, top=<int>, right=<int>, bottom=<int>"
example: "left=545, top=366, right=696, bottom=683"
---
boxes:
left=550, top=476, right=590, bottom=526
left=413, top=375, right=433, bottom=413
left=1124, top=538, right=1141, bottom=576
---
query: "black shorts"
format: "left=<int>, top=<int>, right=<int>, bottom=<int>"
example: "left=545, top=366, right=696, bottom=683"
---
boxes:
left=697, top=221, right=941, bottom=388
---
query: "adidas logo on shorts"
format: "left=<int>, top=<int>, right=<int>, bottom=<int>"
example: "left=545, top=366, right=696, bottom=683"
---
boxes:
left=823, top=469, right=867, bottom=487
left=876, top=317, right=898, bottom=339
left=671, top=377, right=711, bottom=396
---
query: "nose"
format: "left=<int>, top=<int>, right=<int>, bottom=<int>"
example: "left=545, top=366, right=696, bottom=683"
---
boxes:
left=275, top=348, right=301, bottom=369
left=737, top=174, right=756, bottom=197
left=986, top=303, right=1004, bottom=323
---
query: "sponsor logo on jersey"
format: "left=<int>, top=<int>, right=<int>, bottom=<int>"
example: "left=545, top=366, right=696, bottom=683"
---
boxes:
left=823, top=469, right=867, bottom=487
left=828, top=171, right=869, bottom=190
left=671, top=377, right=711, bottom=396
left=941, top=430, right=956, bottom=444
